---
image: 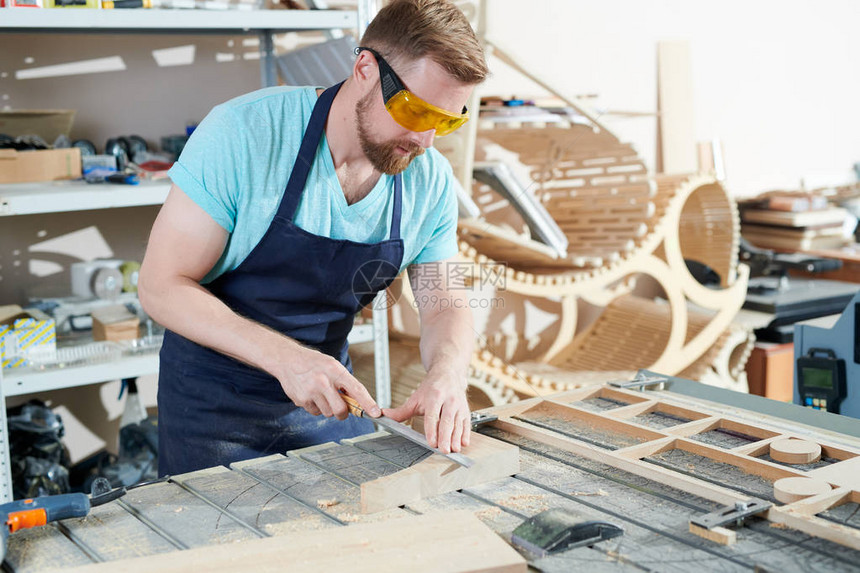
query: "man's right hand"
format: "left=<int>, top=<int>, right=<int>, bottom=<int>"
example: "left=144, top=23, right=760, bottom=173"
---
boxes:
left=275, top=347, right=381, bottom=420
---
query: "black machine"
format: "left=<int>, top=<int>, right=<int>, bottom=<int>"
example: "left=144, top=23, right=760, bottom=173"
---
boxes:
left=740, top=238, right=860, bottom=343
left=794, top=294, right=860, bottom=418
left=796, top=348, right=848, bottom=414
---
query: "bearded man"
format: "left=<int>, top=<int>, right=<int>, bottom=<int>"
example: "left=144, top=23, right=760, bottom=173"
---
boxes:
left=138, top=0, right=488, bottom=475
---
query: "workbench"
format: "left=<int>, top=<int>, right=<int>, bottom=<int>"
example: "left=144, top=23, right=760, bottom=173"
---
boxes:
left=7, top=376, right=860, bottom=572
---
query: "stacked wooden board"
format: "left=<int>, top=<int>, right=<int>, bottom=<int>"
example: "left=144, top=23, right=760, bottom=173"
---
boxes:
left=740, top=193, right=849, bottom=251
left=8, top=383, right=860, bottom=572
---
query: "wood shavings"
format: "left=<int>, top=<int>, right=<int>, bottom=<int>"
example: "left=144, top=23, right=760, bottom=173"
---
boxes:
left=570, top=489, right=608, bottom=496
left=503, top=494, right=549, bottom=512
left=316, top=499, right=339, bottom=509
left=474, top=506, right=502, bottom=521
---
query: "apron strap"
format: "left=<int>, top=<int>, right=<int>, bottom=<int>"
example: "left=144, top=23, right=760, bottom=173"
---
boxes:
left=277, top=80, right=404, bottom=244
left=390, top=173, right=402, bottom=241
left=277, top=82, right=343, bottom=220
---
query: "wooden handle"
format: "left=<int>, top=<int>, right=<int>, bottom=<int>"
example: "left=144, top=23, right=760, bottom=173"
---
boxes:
left=342, top=394, right=364, bottom=418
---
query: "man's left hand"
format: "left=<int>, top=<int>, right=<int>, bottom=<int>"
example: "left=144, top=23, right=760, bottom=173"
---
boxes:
left=383, top=370, right=470, bottom=454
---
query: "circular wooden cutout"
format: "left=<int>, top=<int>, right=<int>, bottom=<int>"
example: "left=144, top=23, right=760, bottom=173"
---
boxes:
left=770, top=438, right=821, bottom=465
left=773, top=477, right=831, bottom=504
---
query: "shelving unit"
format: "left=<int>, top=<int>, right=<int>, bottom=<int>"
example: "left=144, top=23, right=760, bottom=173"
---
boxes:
left=2, top=325, right=375, bottom=398
left=0, top=9, right=357, bottom=33
left=0, top=180, right=171, bottom=216
left=0, top=7, right=364, bottom=87
left=0, top=5, right=391, bottom=502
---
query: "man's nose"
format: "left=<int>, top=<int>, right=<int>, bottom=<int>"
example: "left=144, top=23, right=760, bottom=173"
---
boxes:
left=414, top=128, right=435, bottom=148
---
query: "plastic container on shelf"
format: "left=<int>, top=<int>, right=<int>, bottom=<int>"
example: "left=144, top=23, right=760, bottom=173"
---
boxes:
left=24, top=341, right=122, bottom=371
left=117, top=333, right=164, bottom=356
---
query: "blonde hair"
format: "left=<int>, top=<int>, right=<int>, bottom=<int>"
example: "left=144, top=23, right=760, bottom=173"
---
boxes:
left=360, top=0, right=488, bottom=85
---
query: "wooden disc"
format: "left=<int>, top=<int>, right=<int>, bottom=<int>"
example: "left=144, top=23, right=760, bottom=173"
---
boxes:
left=770, top=438, right=822, bottom=464
left=773, top=477, right=831, bottom=504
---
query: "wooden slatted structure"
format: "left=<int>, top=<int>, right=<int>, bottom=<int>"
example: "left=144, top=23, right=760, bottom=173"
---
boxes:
left=475, top=123, right=653, bottom=265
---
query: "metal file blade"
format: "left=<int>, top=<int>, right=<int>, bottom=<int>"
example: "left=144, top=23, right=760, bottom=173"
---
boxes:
left=372, top=415, right=475, bottom=468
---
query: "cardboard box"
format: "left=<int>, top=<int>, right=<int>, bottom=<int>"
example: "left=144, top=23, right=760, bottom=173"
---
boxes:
left=92, top=305, right=140, bottom=342
left=0, top=305, right=57, bottom=369
left=0, top=148, right=82, bottom=184
left=0, top=110, right=76, bottom=143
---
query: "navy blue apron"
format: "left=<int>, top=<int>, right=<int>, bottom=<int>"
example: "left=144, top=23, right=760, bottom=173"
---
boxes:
left=157, top=82, right=405, bottom=476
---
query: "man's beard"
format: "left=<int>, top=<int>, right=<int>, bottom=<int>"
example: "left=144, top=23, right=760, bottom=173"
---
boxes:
left=356, top=90, right=425, bottom=175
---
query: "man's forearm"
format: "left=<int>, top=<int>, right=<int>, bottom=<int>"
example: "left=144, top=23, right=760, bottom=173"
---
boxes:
left=418, top=306, right=474, bottom=385
left=139, top=276, right=303, bottom=377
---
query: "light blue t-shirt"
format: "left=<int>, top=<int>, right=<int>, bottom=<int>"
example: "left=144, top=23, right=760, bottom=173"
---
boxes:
left=167, top=86, right=459, bottom=284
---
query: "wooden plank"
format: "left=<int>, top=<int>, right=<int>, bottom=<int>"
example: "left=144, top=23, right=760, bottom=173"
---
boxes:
left=343, top=432, right=433, bottom=468
left=119, top=478, right=257, bottom=548
left=657, top=41, right=696, bottom=175
left=64, top=511, right=527, bottom=573
left=233, top=451, right=411, bottom=523
left=360, top=432, right=520, bottom=513
left=768, top=506, right=860, bottom=552
left=289, top=440, right=404, bottom=485
left=458, top=219, right=564, bottom=267
left=172, top=466, right=335, bottom=536
left=689, top=523, right=737, bottom=546
left=663, top=416, right=721, bottom=437
left=4, top=524, right=94, bottom=573
left=60, top=499, right=177, bottom=562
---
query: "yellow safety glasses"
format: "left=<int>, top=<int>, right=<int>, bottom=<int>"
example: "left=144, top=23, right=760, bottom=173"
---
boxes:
left=355, top=47, right=469, bottom=137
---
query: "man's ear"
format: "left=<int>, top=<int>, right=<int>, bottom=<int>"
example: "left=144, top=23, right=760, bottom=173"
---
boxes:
left=353, top=50, right=376, bottom=85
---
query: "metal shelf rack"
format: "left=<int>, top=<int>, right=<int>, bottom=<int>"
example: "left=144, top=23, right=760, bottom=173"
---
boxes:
left=0, top=4, right=390, bottom=502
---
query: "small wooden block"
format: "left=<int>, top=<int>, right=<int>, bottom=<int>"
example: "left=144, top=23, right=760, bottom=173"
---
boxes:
left=689, top=523, right=737, bottom=546
left=770, top=438, right=821, bottom=465
left=773, top=477, right=832, bottom=504
left=91, top=304, right=139, bottom=342
left=360, top=433, right=520, bottom=514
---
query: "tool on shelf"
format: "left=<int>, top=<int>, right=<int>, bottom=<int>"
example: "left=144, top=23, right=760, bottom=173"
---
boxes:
left=341, top=393, right=475, bottom=468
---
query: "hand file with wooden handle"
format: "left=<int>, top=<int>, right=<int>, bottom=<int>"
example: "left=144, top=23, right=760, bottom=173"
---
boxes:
left=341, top=394, right=475, bottom=468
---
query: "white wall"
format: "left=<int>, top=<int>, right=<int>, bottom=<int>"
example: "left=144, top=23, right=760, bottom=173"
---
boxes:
left=479, top=0, right=860, bottom=196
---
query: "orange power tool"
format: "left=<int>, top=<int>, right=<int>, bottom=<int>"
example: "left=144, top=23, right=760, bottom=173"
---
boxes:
left=0, top=493, right=90, bottom=561
left=0, top=477, right=129, bottom=562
